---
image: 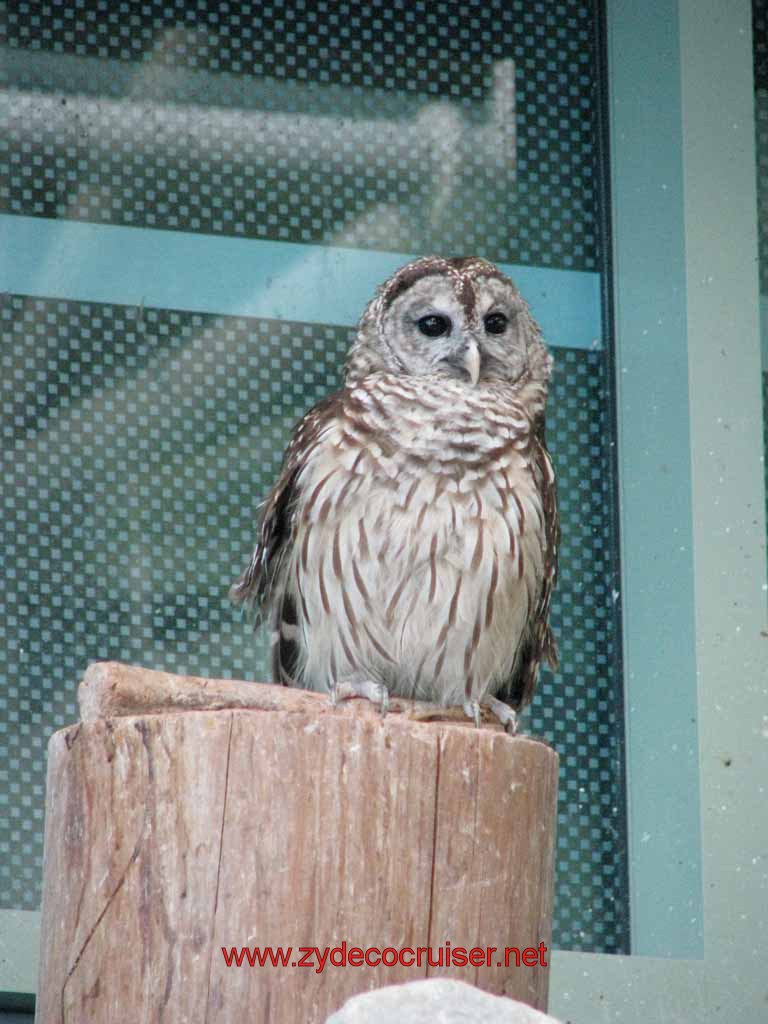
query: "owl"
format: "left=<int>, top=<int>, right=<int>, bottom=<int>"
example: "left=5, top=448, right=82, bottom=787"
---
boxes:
left=231, top=256, right=558, bottom=730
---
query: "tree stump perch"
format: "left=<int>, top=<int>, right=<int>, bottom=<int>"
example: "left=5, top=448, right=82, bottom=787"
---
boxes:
left=36, top=662, right=559, bottom=1024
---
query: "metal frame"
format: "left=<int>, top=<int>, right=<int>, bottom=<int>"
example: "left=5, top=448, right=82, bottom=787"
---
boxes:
left=0, top=216, right=603, bottom=351
left=601, top=0, right=703, bottom=959
left=550, top=0, right=767, bottom=1017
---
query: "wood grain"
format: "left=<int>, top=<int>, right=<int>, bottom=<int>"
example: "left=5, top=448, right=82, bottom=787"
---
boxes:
left=38, top=663, right=559, bottom=1023
left=77, top=661, right=497, bottom=726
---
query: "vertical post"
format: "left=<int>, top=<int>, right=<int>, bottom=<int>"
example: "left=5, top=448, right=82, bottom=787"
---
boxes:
left=35, top=664, right=559, bottom=1023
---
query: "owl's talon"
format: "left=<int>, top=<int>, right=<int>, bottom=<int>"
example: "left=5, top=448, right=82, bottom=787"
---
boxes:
left=486, top=696, right=520, bottom=735
left=463, top=700, right=482, bottom=729
left=332, top=679, right=390, bottom=716
left=329, top=681, right=355, bottom=707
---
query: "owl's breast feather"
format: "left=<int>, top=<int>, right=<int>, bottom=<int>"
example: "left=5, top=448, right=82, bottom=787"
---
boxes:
left=287, top=387, right=547, bottom=703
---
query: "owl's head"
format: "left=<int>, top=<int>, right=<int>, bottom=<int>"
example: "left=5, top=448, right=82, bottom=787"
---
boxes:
left=346, top=256, right=553, bottom=398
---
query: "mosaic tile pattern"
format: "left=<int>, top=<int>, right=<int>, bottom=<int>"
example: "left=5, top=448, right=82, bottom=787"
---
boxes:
left=0, top=295, right=628, bottom=952
left=1, top=0, right=600, bottom=271
left=1, top=0, right=627, bottom=956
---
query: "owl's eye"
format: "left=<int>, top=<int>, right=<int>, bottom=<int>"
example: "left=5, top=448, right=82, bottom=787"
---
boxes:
left=417, top=314, right=451, bottom=338
left=484, top=312, right=508, bottom=335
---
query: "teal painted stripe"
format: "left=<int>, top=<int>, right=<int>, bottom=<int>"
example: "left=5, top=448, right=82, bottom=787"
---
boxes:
left=0, top=215, right=601, bottom=350
left=608, top=0, right=703, bottom=957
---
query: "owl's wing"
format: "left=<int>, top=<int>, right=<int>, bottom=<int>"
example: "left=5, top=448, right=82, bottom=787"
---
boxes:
left=229, top=391, right=342, bottom=685
left=500, top=430, right=559, bottom=710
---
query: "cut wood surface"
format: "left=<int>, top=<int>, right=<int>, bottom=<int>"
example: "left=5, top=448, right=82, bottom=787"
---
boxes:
left=77, top=660, right=498, bottom=725
left=38, top=662, right=559, bottom=1024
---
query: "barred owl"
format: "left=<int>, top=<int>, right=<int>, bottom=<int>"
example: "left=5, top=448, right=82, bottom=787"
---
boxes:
left=231, top=256, right=558, bottom=729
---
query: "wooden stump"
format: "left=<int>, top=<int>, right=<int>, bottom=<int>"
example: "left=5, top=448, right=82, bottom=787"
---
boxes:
left=36, top=663, right=559, bottom=1024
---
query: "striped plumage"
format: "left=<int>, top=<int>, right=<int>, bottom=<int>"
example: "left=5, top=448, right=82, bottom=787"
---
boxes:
left=231, top=256, right=558, bottom=721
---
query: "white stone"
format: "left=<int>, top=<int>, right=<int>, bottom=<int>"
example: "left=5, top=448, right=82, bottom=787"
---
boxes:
left=326, top=979, right=563, bottom=1024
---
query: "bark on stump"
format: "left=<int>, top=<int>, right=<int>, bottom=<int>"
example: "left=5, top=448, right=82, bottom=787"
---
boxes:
left=36, top=662, right=559, bottom=1024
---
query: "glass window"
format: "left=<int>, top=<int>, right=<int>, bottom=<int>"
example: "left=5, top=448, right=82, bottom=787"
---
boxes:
left=0, top=0, right=627, bottom=955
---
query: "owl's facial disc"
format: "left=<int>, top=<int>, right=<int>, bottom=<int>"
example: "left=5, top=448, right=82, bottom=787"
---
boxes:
left=361, top=260, right=541, bottom=389
left=383, top=275, right=484, bottom=385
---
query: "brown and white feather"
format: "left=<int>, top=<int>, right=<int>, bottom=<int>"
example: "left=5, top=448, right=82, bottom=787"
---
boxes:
left=231, top=256, right=558, bottom=711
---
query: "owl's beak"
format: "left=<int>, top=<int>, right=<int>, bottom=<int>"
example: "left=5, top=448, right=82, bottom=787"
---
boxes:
left=463, top=341, right=481, bottom=387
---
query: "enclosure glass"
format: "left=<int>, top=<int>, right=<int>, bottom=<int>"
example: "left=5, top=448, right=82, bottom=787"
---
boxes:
left=0, top=0, right=627, bottom=957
